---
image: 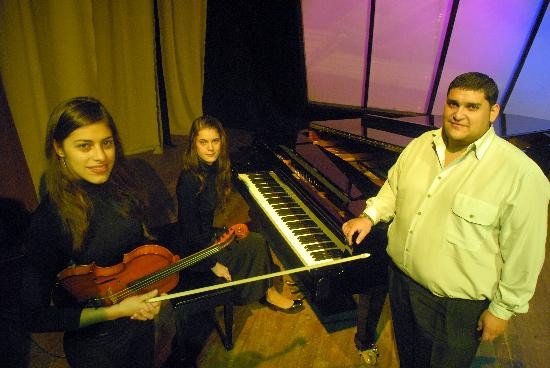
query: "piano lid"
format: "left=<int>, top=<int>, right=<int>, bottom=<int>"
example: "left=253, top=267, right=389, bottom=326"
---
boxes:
left=310, top=113, right=549, bottom=175
left=309, top=116, right=431, bottom=153
left=312, top=112, right=550, bottom=142
left=395, top=113, right=550, bottom=139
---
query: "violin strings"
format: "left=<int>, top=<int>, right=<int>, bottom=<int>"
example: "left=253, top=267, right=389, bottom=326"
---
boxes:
left=109, top=247, right=221, bottom=302
left=102, top=241, right=231, bottom=303
left=86, top=230, right=239, bottom=305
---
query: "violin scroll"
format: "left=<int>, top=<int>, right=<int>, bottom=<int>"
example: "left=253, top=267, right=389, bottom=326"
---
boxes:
left=213, top=223, right=249, bottom=248
left=231, top=223, right=249, bottom=239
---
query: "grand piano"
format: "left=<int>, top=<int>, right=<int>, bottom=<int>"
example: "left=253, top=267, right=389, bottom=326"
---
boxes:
left=232, top=113, right=549, bottom=315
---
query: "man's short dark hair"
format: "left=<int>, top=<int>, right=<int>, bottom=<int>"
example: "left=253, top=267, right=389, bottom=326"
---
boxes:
left=447, top=72, right=499, bottom=106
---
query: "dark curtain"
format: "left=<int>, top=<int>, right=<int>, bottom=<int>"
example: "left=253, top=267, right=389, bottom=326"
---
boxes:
left=202, top=0, right=307, bottom=133
left=154, top=0, right=172, bottom=146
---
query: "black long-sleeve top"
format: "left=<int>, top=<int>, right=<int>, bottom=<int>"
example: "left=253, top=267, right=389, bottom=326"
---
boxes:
left=175, top=163, right=219, bottom=270
left=22, top=183, right=145, bottom=332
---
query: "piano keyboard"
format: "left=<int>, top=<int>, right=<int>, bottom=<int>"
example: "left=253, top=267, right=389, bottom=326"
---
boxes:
left=238, top=171, right=352, bottom=266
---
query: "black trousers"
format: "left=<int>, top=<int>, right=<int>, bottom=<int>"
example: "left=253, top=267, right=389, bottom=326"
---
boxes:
left=388, top=263, right=488, bottom=368
left=216, top=231, right=275, bottom=304
left=63, top=318, right=155, bottom=368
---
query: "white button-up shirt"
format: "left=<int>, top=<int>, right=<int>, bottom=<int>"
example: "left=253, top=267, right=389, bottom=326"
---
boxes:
left=364, top=126, right=548, bottom=320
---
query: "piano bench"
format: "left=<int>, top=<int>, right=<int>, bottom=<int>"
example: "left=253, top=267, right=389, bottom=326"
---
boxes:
left=171, top=273, right=235, bottom=351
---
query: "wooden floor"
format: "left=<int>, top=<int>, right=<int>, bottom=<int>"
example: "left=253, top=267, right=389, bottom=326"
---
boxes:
left=27, top=133, right=549, bottom=368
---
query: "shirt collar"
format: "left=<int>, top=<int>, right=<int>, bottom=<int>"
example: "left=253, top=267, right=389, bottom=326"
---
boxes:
left=474, top=126, right=495, bottom=159
left=432, top=126, right=496, bottom=161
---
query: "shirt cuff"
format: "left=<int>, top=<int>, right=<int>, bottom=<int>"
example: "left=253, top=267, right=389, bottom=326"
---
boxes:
left=361, top=208, right=378, bottom=225
left=488, top=301, right=515, bottom=320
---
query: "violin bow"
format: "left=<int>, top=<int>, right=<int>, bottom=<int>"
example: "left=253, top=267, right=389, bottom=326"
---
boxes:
left=148, top=252, right=369, bottom=303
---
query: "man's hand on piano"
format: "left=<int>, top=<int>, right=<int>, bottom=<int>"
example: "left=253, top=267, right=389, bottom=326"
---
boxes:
left=342, top=217, right=373, bottom=245
left=211, top=262, right=232, bottom=282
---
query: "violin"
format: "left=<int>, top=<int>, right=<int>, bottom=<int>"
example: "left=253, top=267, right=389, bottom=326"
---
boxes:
left=56, top=224, right=249, bottom=307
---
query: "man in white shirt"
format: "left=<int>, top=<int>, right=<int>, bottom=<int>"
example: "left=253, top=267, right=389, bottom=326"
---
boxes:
left=342, top=72, right=548, bottom=367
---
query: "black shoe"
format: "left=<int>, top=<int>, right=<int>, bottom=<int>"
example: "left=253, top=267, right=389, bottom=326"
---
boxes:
left=260, top=297, right=304, bottom=314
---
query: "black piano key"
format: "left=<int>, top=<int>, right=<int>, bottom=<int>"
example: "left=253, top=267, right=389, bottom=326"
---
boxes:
left=265, top=197, right=293, bottom=204
left=275, top=208, right=306, bottom=216
left=255, top=180, right=279, bottom=185
left=304, top=241, right=338, bottom=251
left=311, top=253, right=336, bottom=261
left=260, top=190, right=288, bottom=197
left=248, top=172, right=273, bottom=178
left=254, top=182, right=283, bottom=187
left=258, top=188, right=286, bottom=194
left=286, top=220, right=318, bottom=230
left=280, top=214, right=310, bottom=221
left=247, top=175, right=264, bottom=181
left=311, top=249, right=344, bottom=261
left=250, top=178, right=279, bottom=185
left=250, top=180, right=278, bottom=186
left=297, top=234, right=331, bottom=243
left=292, top=228, right=324, bottom=236
left=253, top=183, right=281, bottom=190
left=271, top=203, right=301, bottom=209
left=263, top=193, right=291, bottom=199
left=263, top=192, right=290, bottom=198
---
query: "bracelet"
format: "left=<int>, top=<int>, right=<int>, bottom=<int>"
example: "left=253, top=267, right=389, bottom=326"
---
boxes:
left=359, top=212, right=374, bottom=224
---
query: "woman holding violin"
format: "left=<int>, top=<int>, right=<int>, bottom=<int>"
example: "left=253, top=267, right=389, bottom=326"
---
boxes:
left=175, top=115, right=303, bottom=312
left=22, top=97, right=162, bottom=368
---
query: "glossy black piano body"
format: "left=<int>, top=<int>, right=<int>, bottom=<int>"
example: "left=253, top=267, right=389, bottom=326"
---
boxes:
left=232, top=122, right=399, bottom=314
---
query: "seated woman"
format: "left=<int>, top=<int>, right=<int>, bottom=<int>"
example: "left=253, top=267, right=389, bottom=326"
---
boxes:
left=175, top=115, right=303, bottom=312
left=22, top=97, right=162, bottom=368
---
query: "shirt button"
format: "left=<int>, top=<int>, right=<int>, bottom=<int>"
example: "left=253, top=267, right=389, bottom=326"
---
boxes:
left=427, top=194, right=431, bottom=198
left=469, top=214, right=475, bottom=218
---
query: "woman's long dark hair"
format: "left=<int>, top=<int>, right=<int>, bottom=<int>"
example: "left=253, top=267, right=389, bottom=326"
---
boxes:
left=44, top=97, right=143, bottom=250
left=182, top=115, right=232, bottom=211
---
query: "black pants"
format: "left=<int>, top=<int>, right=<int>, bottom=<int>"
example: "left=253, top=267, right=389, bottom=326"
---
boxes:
left=216, top=231, right=275, bottom=304
left=64, top=318, right=155, bottom=368
left=388, top=263, right=488, bottom=368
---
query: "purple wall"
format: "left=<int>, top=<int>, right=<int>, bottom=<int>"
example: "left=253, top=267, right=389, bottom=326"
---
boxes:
left=302, top=0, right=550, bottom=121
